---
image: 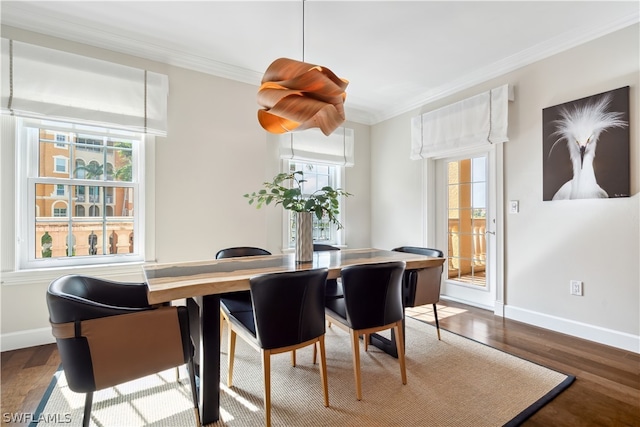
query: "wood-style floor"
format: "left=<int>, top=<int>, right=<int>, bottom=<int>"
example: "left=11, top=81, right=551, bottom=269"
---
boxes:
left=2, top=300, right=638, bottom=426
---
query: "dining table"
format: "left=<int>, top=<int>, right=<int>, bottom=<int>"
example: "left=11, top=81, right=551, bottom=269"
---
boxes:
left=143, top=247, right=445, bottom=425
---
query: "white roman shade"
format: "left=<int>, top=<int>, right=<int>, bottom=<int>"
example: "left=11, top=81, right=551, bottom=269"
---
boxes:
left=279, top=127, right=355, bottom=167
left=411, top=84, right=511, bottom=159
left=1, top=39, right=168, bottom=136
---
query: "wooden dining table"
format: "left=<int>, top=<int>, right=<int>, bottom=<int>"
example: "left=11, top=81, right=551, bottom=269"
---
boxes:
left=144, top=247, right=445, bottom=425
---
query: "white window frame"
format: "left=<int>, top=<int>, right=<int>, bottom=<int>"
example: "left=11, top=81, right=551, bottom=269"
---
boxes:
left=16, top=118, right=146, bottom=269
left=282, top=160, right=346, bottom=249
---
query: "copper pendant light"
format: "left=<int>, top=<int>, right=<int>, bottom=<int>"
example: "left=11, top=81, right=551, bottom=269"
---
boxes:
left=257, top=1, right=348, bottom=136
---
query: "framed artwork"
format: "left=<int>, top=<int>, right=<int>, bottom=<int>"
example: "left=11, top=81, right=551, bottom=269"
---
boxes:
left=542, top=86, right=630, bottom=201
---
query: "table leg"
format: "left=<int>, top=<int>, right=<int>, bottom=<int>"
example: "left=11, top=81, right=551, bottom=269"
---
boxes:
left=188, top=295, right=221, bottom=424
left=369, top=276, right=412, bottom=357
left=368, top=316, right=405, bottom=358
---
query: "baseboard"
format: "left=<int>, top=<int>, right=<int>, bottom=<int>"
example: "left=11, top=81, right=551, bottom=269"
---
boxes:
left=1, top=327, right=55, bottom=352
left=504, top=305, right=640, bottom=354
left=440, top=296, right=639, bottom=353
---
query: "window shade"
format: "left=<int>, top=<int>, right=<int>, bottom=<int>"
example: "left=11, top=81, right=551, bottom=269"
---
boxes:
left=279, top=127, right=355, bottom=167
left=1, top=39, right=168, bottom=136
left=410, top=84, right=510, bottom=159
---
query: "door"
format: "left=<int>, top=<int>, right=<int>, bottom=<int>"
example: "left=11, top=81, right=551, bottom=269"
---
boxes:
left=432, top=147, right=501, bottom=311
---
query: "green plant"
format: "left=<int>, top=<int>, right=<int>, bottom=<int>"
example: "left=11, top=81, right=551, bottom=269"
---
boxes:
left=244, top=171, right=351, bottom=229
left=41, top=231, right=53, bottom=258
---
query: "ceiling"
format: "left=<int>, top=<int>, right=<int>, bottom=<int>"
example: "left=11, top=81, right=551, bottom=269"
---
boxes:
left=1, top=1, right=638, bottom=125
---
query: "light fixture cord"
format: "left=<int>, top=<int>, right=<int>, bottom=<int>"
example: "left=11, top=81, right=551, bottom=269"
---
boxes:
left=302, top=0, right=306, bottom=62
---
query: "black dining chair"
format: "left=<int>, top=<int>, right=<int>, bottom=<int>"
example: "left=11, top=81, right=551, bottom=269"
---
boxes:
left=223, top=268, right=330, bottom=427
left=392, top=246, right=445, bottom=340
left=313, top=244, right=342, bottom=299
left=216, top=246, right=272, bottom=259
left=306, top=243, right=342, bottom=364
left=46, top=275, right=200, bottom=427
left=215, top=247, right=271, bottom=342
left=312, top=243, right=341, bottom=251
left=324, top=261, right=407, bottom=400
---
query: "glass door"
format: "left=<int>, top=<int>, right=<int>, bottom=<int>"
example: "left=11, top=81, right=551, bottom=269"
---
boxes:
left=434, top=150, right=498, bottom=310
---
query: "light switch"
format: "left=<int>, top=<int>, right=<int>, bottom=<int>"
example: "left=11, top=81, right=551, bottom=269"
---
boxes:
left=509, top=200, right=519, bottom=214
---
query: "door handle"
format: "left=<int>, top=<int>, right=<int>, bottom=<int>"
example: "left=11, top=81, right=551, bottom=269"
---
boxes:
left=485, top=230, right=496, bottom=235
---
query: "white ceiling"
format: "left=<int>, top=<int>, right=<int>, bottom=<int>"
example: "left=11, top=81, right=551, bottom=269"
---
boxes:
left=1, top=1, right=638, bottom=125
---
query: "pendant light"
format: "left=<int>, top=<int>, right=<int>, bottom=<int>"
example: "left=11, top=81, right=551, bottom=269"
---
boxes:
left=257, top=0, right=348, bottom=136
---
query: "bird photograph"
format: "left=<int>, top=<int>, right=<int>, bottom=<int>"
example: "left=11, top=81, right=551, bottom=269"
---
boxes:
left=542, top=86, right=630, bottom=201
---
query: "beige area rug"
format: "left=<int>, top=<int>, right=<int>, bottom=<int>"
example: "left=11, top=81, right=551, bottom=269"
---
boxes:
left=34, top=317, right=573, bottom=426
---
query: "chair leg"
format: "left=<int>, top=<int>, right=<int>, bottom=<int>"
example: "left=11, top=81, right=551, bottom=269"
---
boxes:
left=394, top=321, right=407, bottom=385
left=228, top=329, right=237, bottom=387
left=363, top=333, right=369, bottom=352
left=312, top=342, right=317, bottom=365
left=318, top=336, right=329, bottom=407
left=187, top=359, right=202, bottom=427
left=291, top=349, right=296, bottom=367
left=82, top=392, right=93, bottom=427
left=350, top=329, right=363, bottom=400
left=262, top=350, right=272, bottom=427
left=433, top=303, right=441, bottom=340
left=220, top=309, right=225, bottom=345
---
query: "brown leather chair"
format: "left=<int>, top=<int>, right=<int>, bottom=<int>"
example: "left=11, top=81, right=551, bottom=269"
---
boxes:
left=46, top=275, right=200, bottom=427
left=223, top=268, right=330, bottom=427
left=392, top=246, right=445, bottom=340
left=325, top=261, right=407, bottom=400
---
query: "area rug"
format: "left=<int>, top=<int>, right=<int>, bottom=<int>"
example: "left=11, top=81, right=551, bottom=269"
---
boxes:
left=34, top=317, right=574, bottom=426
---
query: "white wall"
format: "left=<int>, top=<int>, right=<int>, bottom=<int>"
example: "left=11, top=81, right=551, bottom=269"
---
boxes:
left=371, top=24, right=639, bottom=351
left=0, top=27, right=371, bottom=350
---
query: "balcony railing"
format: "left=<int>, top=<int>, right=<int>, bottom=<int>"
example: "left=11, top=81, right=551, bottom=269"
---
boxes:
left=448, top=218, right=486, bottom=283
left=36, top=222, right=134, bottom=258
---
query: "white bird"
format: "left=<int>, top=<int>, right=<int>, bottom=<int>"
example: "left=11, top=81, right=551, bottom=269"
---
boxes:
left=550, top=93, right=627, bottom=200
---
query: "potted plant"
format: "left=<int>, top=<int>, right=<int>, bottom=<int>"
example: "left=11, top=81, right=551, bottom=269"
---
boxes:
left=245, top=171, right=351, bottom=262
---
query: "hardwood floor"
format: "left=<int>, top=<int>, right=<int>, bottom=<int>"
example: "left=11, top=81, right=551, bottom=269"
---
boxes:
left=2, top=300, right=638, bottom=426
left=407, top=301, right=640, bottom=426
left=1, top=343, right=61, bottom=426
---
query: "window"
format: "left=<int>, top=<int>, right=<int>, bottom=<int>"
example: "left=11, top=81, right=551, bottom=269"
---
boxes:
left=53, top=207, right=67, bottom=217
left=18, top=119, right=145, bottom=268
left=77, top=137, right=102, bottom=152
left=446, top=156, right=487, bottom=287
left=53, top=156, right=68, bottom=173
left=54, top=133, right=68, bottom=148
left=285, top=161, right=345, bottom=247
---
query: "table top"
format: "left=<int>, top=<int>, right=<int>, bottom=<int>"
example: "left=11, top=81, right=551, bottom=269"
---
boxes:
left=144, top=247, right=445, bottom=304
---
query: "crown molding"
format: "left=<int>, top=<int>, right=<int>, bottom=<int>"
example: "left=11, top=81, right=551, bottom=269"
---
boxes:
left=375, top=11, right=640, bottom=123
left=2, top=6, right=638, bottom=126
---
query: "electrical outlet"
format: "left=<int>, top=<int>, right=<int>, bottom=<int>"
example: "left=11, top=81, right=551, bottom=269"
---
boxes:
left=570, top=280, right=583, bottom=296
